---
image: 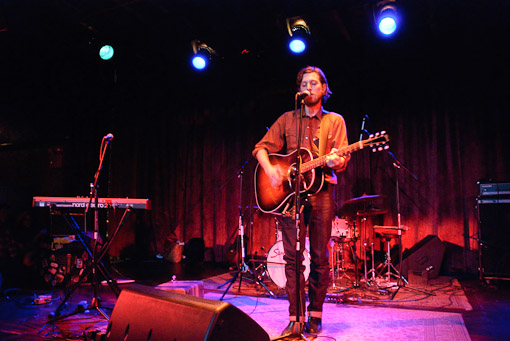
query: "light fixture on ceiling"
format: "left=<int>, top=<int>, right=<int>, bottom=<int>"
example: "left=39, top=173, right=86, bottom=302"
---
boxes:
left=286, top=16, right=311, bottom=54
left=374, top=0, right=400, bottom=37
left=191, top=40, right=217, bottom=71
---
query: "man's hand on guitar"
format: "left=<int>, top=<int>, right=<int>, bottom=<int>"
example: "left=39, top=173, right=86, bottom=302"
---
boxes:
left=326, top=148, right=344, bottom=169
left=265, top=164, right=285, bottom=188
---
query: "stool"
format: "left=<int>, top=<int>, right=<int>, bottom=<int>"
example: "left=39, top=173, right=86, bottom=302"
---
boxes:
left=376, top=233, right=401, bottom=284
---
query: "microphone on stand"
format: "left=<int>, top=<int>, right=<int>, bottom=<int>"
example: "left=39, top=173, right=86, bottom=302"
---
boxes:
left=359, top=115, right=369, bottom=141
left=295, top=90, right=310, bottom=99
left=104, top=133, right=114, bottom=142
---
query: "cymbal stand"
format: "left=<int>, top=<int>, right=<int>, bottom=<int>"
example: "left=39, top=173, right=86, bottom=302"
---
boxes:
left=349, top=220, right=361, bottom=287
left=361, top=213, right=369, bottom=283
left=218, top=164, right=275, bottom=300
left=386, top=152, right=433, bottom=298
left=359, top=205, right=377, bottom=284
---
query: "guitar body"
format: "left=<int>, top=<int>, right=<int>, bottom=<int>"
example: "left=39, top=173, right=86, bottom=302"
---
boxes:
left=254, top=132, right=389, bottom=215
left=254, top=148, right=324, bottom=214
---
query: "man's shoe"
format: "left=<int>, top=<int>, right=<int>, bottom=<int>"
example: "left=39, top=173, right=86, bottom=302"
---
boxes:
left=281, top=321, right=303, bottom=336
left=305, top=317, right=322, bottom=334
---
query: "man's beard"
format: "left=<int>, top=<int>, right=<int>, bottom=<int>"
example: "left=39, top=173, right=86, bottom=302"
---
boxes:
left=304, top=95, right=322, bottom=106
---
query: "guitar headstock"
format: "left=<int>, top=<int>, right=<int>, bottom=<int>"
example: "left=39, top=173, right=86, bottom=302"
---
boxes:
left=363, top=131, right=390, bottom=152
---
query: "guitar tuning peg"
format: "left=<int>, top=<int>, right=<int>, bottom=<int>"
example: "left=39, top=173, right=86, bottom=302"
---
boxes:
left=381, top=130, right=386, bottom=135
left=378, top=146, right=383, bottom=151
left=372, top=148, right=377, bottom=153
left=384, top=145, right=389, bottom=150
left=375, top=132, right=380, bottom=136
left=369, top=134, right=374, bottom=138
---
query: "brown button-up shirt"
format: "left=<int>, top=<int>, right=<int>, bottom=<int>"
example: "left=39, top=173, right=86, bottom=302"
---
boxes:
left=253, top=108, right=350, bottom=184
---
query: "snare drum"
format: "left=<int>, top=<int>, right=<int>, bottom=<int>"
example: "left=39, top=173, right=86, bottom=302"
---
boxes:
left=331, top=216, right=350, bottom=239
left=266, top=240, right=310, bottom=289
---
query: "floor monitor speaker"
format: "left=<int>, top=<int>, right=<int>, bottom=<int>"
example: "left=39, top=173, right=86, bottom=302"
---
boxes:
left=106, top=284, right=269, bottom=341
left=399, top=235, right=445, bottom=279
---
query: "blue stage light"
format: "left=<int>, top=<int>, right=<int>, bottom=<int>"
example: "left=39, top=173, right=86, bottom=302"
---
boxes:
left=99, top=45, right=114, bottom=60
left=191, top=40, right=216, bottom=71
left=375, top=1, right=399, bottom=37
left=192, top=55, right=207, bottom=70
left=379, top=16, right=397, bottom=35
left=289, top=38, right=306, bottom=54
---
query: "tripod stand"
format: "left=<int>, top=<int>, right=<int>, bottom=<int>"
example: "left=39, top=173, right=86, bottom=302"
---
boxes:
left=218, top=165, right=275, bottom=300
left=329, top=235, right=355, bottom=291
left=385, top=151, right=434, bottom=298
left=48, top=134, right=122, bottom=322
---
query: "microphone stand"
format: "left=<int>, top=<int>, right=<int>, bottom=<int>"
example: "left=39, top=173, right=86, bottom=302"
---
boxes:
left=387, top=151, right=433, bottom=298
left=276, top=94, right=309, bottom=340
left=84, top=135, right=113, bottom=319
left=48, top=135, right=120, bottom=323
left=362, top=126, right=433, bottom=297
left=218, top=162, right=275, bottom=300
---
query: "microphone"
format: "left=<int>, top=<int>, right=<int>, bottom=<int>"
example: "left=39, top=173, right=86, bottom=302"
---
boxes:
left=359, top=115, right=369, bottom=141
left=296, top=90, right=310, bottom=98
left=104, top=133, right=114, bottom=141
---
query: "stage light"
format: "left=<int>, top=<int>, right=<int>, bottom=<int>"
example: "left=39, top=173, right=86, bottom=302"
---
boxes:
left=99, top=44, right=114, bottom=60
left=191, top=40, right=216, bottom=71
left=286, top=17, right=311, bottom=54
left=374, top=0, right=399, bottom=37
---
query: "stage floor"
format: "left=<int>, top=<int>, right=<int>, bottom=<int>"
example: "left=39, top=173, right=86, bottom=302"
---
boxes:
left=0, top=259, right=509, bottom=340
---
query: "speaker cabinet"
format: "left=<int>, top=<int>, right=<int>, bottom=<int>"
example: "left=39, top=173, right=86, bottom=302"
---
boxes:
left=479, top=200, right=510, bottom=278
left=399, top=235, right=445, bottom=279
left=106, top=284, right=269, bottom=341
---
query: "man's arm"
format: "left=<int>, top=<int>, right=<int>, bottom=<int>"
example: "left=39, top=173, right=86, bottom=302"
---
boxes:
left=255, top=149, right=285, bottom=188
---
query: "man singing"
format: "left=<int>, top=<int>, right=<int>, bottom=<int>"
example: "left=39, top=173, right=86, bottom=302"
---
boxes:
left=253, top=66, right=350, bottom=336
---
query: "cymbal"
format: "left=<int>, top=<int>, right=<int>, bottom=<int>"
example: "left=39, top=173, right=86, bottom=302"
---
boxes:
left=343, top=194, right=384, bottom=206
left=356, top=208, right=388, bottom=217
left=339, top=207, right=388, bottom=219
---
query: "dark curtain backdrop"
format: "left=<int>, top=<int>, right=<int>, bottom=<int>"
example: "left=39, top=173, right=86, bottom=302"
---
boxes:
left=102, top=61, right=508, bottom=272
left=1, top=0, right=509, bottom=274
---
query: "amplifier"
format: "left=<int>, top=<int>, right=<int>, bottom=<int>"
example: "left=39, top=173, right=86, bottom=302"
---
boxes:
left=478, top=198, right=510, bottom=205
left=478, top=199, right=510, bottom=279
left=478, top=182, right=510, bottom=197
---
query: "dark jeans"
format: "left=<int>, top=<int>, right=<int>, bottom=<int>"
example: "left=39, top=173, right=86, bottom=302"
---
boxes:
left=279, top=184, right=335, bottom=320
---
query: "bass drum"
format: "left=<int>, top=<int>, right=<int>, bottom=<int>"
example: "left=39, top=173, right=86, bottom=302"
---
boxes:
left=266, top=240, right=310, bottom=289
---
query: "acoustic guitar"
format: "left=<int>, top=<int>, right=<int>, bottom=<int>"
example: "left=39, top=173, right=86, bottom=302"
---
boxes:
left=254, top=132, right=389, bottom=214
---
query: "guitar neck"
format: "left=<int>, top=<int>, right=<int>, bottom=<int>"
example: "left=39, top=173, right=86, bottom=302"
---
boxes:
left=301, top=141, right=364, bottom=172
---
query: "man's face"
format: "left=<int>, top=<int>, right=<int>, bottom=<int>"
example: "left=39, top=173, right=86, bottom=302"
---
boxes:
left=299, top=72, right=327, bottom=106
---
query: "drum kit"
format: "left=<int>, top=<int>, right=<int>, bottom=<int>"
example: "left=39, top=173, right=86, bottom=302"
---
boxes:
left=262, top=194, right=402, bottom=293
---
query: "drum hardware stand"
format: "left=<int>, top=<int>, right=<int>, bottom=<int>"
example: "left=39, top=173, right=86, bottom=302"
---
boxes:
left=385, top=150, right=434, bottom=299
left=359, top=212, right=379, bottom=284
left=49, top=134, right=125, bottom=323
left=329, top=236, right=354, bottom=292
left=349, top=221, right=361, bottom=288
left=218, top=163, right=275, bottom=300
left=375, top=230, right=404, bottom=286
left=348, top=203, right=386, bottom=294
